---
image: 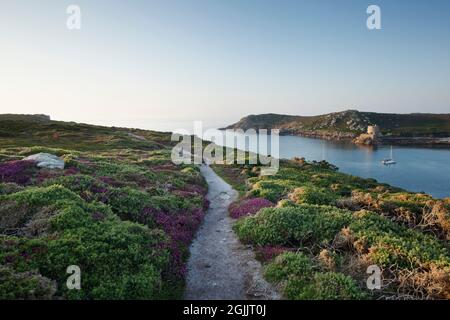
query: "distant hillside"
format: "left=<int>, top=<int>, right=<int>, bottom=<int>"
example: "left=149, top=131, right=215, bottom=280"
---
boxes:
left=0, top=114, right=51, bottom=123
left=0, top=114, right=172, bottom=151
left=224, top=110, right=450, bottom=141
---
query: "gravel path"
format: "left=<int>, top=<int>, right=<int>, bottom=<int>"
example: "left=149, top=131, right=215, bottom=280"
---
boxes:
left=184, top=165, right=281, bottom=300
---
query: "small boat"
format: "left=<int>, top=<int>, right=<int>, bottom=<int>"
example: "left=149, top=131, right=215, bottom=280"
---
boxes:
left=382, top=159, right=396, bottom=165
left=382, top=146, right=397, bottom=165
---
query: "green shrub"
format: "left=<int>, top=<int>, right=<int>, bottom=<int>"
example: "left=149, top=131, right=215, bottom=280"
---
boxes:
left=216, top=153, right=450, bottom=300
left=0, top=180, right=175, bottom=299
left=0, top=182, right=24, bottom=195
left=149, top=194, right=202, bottom=212
left=276, top=199, right=296, bottom=208
left=140, top=151, right=172, bottom=165
left=287, top=272, right=365, bottom=300
left=0, top=122, right=210, bottom=300
left=18, top=147, right=75, bottom=157
left=349, top=211, right=450, bottom=269
left=42, top=221, right=169, bottom=299
left=265, top=252, right=315, bottom=282
left=0, top=210, right=170, bottom=299
left=181, top=166, right=199, bottom=176
left=249, top=180, right=294, bottom=202
left=289, top=186, right=338, bottom=206
left=264, top=252, right=364, bottom=300
left=234, top=205, right=352, bottom=246
left=1, top=185, right=82, bottom=208
left=42, top=175, right=103, bottom=193
left=92, top=160, right=154, bottom=179
left=107, top=187, right=152, bottom=220
left=0, top=200, right=32, bottom=231
left=0, top=265, right=57, bottom=300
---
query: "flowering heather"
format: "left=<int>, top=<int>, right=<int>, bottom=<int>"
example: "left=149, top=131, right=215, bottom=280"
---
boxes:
left=77, top=184, right=109, bottom=203
left=91, top=186, right=109, bottom=194
left=138, top=207, right=159, bottom=226
left=90, top=187, right=110, bottom=203
left=91, top=211, right=106, bottom=221
left=0, top=122, right=213, bottom=300
left=202, top=198, right=210, bottom=210
left=172, top=186, right=207, bottom=203
left=64, top=167, right=80, bottom=176
left=77, top=159, right=93, bottom=165
left=36, top=170, right=60, bottom=184
left=153, top=208, right=204, bottom=246
left=182, top=184, right=207, bottom=196
left=255, top=246, right=289, bottom=262
left=172, top=190, right=198, bottom=198
left=229, top=198, right=274, bottom=219
left=165, top=242, right=187, bottom=279
left=99, top=176, right=123, bottom=187
left=146, top=207, right=206, bottom=278
left=0, top=160, right=36, bottom=185
left=151, top=164, right=178, bottom=172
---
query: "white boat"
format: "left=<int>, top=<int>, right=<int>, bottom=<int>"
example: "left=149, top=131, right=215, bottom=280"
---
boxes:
left=382, top=146, right=397, bottom=165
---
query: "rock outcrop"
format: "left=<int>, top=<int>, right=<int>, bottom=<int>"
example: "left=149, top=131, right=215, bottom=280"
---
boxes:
left=353, top=133, right=378, bottom=146
left=24, top=153, right=65, bottom=170
left=353, top=125, right=381, bottom=145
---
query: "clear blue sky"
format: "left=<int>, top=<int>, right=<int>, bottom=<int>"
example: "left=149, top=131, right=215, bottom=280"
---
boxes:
left=1, top=0, right=449, bottom=130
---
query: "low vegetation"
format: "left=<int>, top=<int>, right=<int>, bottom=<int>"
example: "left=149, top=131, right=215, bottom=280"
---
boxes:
left=217, top=158, right=450, bottom=300
left=0, top=115, right=208, bottom=299
left=2, top=114, right=449, bottom=300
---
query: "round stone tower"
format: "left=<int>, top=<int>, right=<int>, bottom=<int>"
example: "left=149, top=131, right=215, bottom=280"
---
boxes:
left=367, top=125, right=380, bottom=138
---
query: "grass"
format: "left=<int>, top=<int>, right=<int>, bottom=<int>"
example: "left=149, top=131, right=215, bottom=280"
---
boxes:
left=210, top=164, right=247, bottom=196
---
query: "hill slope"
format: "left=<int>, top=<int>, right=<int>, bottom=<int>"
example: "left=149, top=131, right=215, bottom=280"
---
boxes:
left=0, top=114, right=208, bottom=299
left=0, top=114, right=173, bottom=152
left=225, top=110, right=450, bottom=141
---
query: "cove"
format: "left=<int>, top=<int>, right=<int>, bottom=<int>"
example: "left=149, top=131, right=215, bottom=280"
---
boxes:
left=218, top=132, right=450, bottom=198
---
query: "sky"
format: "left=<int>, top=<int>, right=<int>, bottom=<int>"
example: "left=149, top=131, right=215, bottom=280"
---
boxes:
left=1, top=0, right=450, bottom=131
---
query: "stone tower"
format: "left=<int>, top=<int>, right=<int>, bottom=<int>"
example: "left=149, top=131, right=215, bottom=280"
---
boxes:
left=367, top=125, right=380, bottom=138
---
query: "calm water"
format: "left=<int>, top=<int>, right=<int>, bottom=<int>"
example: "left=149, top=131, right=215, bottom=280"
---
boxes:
left=219, top=133, right=450, bottom=199
left=123, top=119, right=449, bottom=199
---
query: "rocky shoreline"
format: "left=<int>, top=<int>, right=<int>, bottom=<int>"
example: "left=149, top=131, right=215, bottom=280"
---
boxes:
left=278, top=130, right=450, bottom=147
left=279, top=129, right=357, bottom=141
left=379, top=136, right=450, bottom=146
left=225, top=110, right=450, bottom=147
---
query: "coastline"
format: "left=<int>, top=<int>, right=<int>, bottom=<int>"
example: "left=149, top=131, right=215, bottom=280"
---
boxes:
left=276, top=130, right=450, bottom=147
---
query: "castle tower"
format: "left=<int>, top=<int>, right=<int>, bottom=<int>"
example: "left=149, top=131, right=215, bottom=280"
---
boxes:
left=367, top=125, right=380, bottom=138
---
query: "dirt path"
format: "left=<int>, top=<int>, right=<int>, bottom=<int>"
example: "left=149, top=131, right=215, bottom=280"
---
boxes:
left=184, top=165, right=281, bottom=300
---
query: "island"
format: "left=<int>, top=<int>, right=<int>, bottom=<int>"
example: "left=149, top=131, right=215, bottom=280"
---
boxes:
left=224, top=110, right=450, bottom=146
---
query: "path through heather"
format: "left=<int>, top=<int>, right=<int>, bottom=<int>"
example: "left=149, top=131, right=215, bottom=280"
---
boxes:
left=184, top=165, right=281, bottom=300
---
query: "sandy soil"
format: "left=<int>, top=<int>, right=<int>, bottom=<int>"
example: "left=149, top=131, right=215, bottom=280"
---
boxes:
left=184, top=165, right=281, bottom=300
